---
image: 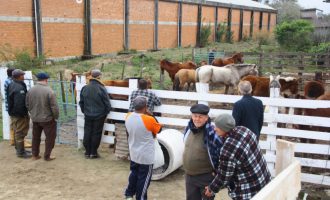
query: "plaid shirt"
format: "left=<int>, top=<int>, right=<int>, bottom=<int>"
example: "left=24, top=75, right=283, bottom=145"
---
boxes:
left=4, top=77, right=13, bottom=111
left=128, top=89, right=161, bottom=113
left=209, top=126, right=271, bottom=200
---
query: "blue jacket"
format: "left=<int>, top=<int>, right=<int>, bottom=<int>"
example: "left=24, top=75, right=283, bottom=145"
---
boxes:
left=232, top=95, right=264, bottom=140
left=184, top=118, right=223, bottom=170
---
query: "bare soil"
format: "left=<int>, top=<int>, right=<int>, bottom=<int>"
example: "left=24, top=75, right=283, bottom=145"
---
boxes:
left=0, top=141, right=230, bottom=200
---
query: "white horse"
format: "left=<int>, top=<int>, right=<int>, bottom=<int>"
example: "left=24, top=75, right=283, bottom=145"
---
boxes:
left=195, top=64, right=258, bottom=94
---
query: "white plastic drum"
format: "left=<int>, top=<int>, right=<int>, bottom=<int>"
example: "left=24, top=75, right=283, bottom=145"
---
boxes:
left=152, top=129, right=184, bottom=180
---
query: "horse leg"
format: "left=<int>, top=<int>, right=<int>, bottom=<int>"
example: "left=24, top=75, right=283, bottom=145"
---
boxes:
left=224, top=85, right=229, bottom=94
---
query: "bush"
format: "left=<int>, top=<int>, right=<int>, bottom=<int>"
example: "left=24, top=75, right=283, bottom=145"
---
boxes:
left=14, top=50, right=46, bottom=70
left=254, top=32, right=272, bottom=48
left=309, top=42, right=330, bottom=53
left=215, top=22, right=227, bottom=42
left=200, top=24, right=211, bottom=47
left=274, top=20, right=314, bottom=52
left=226, top=29, right=234, bottom=43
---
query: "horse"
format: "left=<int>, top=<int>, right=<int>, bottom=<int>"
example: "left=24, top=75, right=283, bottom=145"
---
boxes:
left=173, top=69, right=196, bottom=91
left=242, top=75, right=299, bottom=98
left=195, top=64, right=258, bottom=94
left=211, top=52, right=244, bottom=67
left=159, top=59, right=197, bottom=87
left=304, top=80, right=325, bottom=99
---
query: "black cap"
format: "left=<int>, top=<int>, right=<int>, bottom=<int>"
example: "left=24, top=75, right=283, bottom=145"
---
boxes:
left=36, top=72, right=50, bottom=80
left=190, top=104, right=210, bottom=115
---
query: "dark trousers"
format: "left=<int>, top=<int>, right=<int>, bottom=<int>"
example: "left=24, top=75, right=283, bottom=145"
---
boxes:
left=83, top=116, right=106, bottom=156
left=32, top=120, right=57, bottom=159
left=125, top=161, right=153, bottom=200
left=185, top=173, right=215, bottom=200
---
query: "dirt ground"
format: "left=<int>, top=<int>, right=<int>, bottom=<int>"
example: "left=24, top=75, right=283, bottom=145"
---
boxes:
left=0, top=141, right=230, bottom=200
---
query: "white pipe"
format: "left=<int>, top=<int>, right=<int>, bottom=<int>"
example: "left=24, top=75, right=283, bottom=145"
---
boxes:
left=152, top=129, right=184, bottom=180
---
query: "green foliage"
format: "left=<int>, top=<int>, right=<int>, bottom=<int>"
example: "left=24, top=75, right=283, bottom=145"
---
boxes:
left=200, top=24, right=211, bottom=47
left=309, top=42, right=330, bottom=53
left=275, top=20, right=314, bottom=52
left=215, top=22, right=227, bottom=42
left=254, top=32, right=272, bottom=48
left=225, top=29, right=234, bottom=43
left=242, top=30, right=251, bottom=42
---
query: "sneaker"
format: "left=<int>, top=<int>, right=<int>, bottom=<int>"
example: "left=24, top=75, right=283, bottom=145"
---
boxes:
left=90, top=154, right=100, bottom=159
left=125, top=196, right=133, bottom=200
left=17, top=151, right=32, bottom=159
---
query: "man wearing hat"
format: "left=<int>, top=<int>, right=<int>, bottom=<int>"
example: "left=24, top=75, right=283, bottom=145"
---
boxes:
left=183, top=104, right=223, bottom=200
left=232, top=80, right=264, bottom=140
left=26, top=72, right=59, bottom=161
left=7, top=69, right=31, bottom=158
left=79, top=69, right=111, bottom=159
left=124, top=96, right=162, bottom=200
left=204, top=114, right=271, bottom=200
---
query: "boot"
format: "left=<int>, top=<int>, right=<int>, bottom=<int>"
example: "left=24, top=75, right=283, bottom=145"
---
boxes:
left=15, top=132, right=31, bottom=158
left=10, top=129, right=15, bottom=146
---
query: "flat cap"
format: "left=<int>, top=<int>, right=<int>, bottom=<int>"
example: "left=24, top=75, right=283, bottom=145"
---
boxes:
left=214, top=114, right=235, bottom=132
left=190, top=104, right=210, bottom=115
left=133, top=96, right=147, bottom=110
left=36, top=72, right=50, bottom=80
left=12, top=69, right=25, bottom=78
left=91, top=69, right=102, bottom=78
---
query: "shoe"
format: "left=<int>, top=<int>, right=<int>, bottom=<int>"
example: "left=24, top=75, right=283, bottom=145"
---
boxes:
left=32, top=155, right=41, bottom=160
left=17, top=151, right=32, bottom=159
left=24, top=141, right=32, bottom=148
left=90, top=154, right=100, bottom=159
left=44, top=156, right=56, bottom=161
left=125, top=196, right=133, bottom=200
left=85, top=154, right=90, bottom=159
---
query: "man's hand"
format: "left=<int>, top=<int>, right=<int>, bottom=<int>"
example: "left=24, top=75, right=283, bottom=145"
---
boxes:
left=204, top=186, right=213, bottom=198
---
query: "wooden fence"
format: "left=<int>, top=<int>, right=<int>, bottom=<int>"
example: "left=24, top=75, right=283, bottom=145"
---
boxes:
left=76, top=77, right=330, bottom=186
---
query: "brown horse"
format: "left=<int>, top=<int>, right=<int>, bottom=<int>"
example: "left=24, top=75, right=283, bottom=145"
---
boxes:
left=304, top=80, right=325, bottom=99
left=160, top=59, right=197, bottom=84
left=242, top=75, right=299, bottom=97
left=174, top=69, right=196, bottom=91
left=211, top=52, right=244, bottom=67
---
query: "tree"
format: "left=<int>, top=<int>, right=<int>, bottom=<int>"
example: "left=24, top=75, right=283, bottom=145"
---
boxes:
left=275, top=19, right=314, bottom=51
left=270, top=0, right=301, bottom=24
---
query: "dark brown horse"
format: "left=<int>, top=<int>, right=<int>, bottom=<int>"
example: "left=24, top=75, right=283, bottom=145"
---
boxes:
left=211, top=53, right=244, bottom=67
left=160, top=59, right=197, bottom=83
left=304, top=80, right=325, bottom=99
left=241, top=75, right=299, bottom=97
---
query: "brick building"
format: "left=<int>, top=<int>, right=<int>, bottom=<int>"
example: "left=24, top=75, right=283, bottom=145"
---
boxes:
left=0, top=0, right=276, bottom=58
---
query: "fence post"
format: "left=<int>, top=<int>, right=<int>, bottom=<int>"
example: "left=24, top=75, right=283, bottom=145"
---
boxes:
left=275, top=139, right=295, bottom=175
left=76, top=75, right=86, bottom=148
left=195, top=82, right=209, bottom=105
left=267, top=80, right=280, bottom=173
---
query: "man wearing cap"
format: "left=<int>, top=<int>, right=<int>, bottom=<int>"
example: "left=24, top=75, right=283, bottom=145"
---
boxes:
left=124, top=96, right=162, bottom=200
left=232, top=80, right=264, bottom=140
left=183, top=104, right=223, bottom=200
left=26, top=72, right=59, bottom=161
left=7, top=69, right=31, bottom=158
left=79, top=69, right=111, bottom=159
left=204, top=114, right=271, bottom=200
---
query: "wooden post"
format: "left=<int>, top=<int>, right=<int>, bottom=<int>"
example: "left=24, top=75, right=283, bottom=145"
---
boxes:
left=275, top=139, right=295, bottom=175
left=267, top=12, right=271, bottom=31
left=258, top=52, right=263, bottom=76
left=76, top=75, right=87, bottom=148
left=83, top=0, right=92, bottom=58
left=124, top=0, right=130, bottom=51
left=195, top=83, right=209, bottom=106
left=59, top=72, right=67, bottom=116
left=154, top=0, right=159, bottom=50
left=121, top=62, right=126, bottom=80
left=178, top=1, right=182, bottom=47
left=33, top=0, right=43, bottom=57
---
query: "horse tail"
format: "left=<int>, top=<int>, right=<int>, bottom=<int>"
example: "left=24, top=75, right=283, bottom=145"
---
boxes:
left=174, top=74, right=180, bottom=91
left=195, top=67, right=201, bottom=82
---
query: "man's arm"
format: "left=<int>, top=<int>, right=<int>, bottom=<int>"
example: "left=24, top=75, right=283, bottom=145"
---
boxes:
left=232, top=103, right=241, bottom=126
left=78, top=87, right=85, bottom=113
left=101, top=87, right=111, bottom=114
left=49, top=91, right=59, bottom=120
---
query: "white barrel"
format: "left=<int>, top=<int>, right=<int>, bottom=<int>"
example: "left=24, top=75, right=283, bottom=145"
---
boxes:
left=152, top=129, right=184, bottom=180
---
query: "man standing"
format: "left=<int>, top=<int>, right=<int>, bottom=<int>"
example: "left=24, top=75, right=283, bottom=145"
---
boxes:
left=79, top=69, right=111, bottom=159
left=232, top=81, right=264, bottom=140
left=26, top=72, right=59, bottom=161
left=204, top=114, right=271, bottom=200
left=7, top=69, right=31, bottom=158
left=124, top=96, right=162, bottom=200
left=183, top=104, right=223, bottom=200
left=128, top=79, right=161, bottom=115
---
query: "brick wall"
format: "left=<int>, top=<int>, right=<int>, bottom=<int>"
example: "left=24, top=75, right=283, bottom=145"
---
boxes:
left=0, top=0, right=277, bottom=58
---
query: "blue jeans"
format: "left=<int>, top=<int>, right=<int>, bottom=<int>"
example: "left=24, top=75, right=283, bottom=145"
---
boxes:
left=125, top=161, right=153, bottom=200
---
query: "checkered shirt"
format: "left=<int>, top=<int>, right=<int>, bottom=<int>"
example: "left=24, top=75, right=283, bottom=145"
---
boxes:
left=209, top=126, right=271, bottom=200
left=128, top=89, right=161, bottom=113
left=4, top=77, right=13, bottom=111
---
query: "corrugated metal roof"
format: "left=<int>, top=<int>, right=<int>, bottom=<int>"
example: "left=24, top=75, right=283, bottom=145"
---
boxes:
left=207, top=0, right=276, bottom=11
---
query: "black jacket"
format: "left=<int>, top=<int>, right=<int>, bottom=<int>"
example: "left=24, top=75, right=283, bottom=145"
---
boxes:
left=79, top=79, right=111, bottom=119
left=232, top=95, right=264, bottom=140
left=8, top=79, right=28, bottom=117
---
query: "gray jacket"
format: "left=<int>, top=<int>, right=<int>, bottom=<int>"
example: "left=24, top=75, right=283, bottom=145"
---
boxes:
left=26, top=82, right=59, bottom=122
